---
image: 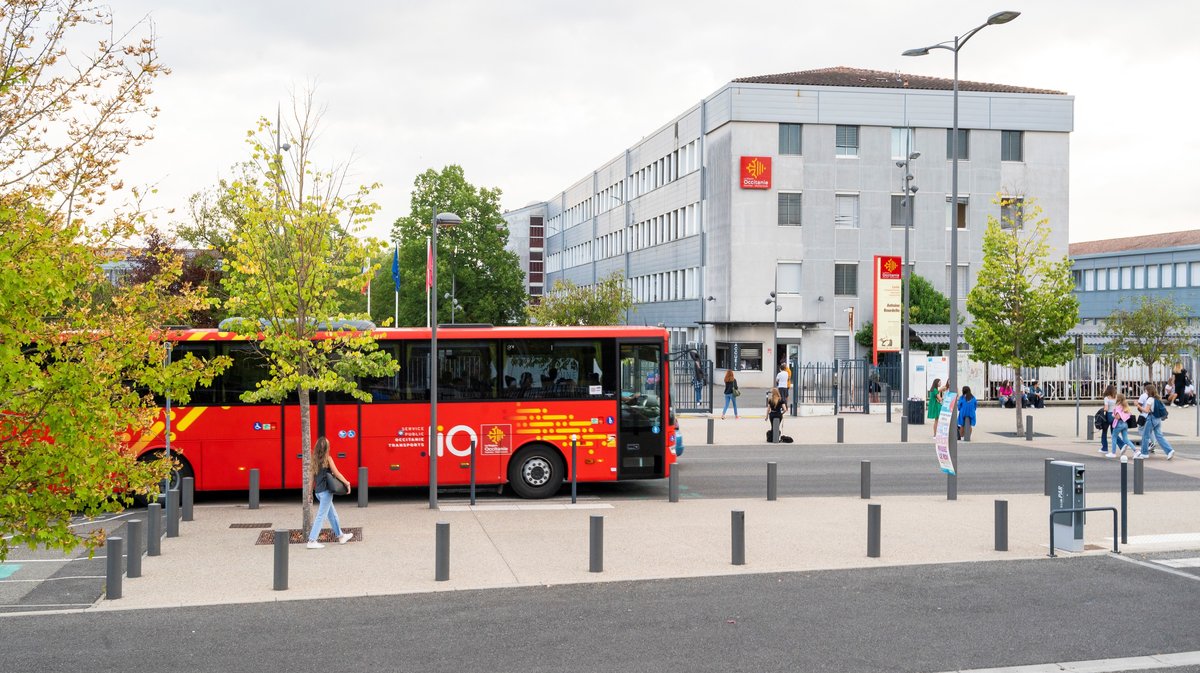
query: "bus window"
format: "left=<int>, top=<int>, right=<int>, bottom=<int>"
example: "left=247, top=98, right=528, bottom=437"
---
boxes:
left=221, top=344, right=270, bottom=404
left=502, top=339, right=614, bottom=399
left=170, top=343, right=219, bottom=405
left=359, top=341, right=404, bottom=402
left=437, top=341, right=497, bottom=400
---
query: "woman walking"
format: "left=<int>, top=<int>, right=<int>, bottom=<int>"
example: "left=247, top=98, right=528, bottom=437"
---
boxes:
left=927, top=378, right=943, bottom=436
left=307, top=436, right=354, bottom=549
left=1109, top=393, right=1135, bottom=458
left=1137, top=383, right=1176, bottom=460
left=721, top=369, right=740, bottom=419
left=1099, top=384, right=1117, bottom=454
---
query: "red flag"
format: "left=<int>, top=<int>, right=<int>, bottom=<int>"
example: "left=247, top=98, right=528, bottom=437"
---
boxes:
left=425, top=237, right=433, bottom=289
left=361, top=257, right=370, bottom=294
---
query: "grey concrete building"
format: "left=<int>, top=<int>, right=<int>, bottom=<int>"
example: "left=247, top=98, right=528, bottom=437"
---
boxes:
left=1071, top=230, right=1200, bottom=324
left=504, top=67, right=1073, bottom=388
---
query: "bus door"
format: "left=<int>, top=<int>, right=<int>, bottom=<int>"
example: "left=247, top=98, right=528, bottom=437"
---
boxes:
left=617, top=342, right=666, bottom=479
left=282, top=392, right=362, bottom=489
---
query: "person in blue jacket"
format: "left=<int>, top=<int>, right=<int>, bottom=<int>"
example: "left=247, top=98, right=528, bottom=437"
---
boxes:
left=957, top=385, right=978, bottom=440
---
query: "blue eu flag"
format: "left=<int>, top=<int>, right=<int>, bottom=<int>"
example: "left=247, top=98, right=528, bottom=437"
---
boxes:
left=391, top=247, right=401, bottom=292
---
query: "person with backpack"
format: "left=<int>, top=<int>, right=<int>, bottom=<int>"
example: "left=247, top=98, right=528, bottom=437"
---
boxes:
left=765, top=388, right=787, bottom=442
left=1108, top=393, right=1136, bottom=458
left=1097, top=384, right=1117, bottom=454
left=1136, top=383, right=1175, bottom=460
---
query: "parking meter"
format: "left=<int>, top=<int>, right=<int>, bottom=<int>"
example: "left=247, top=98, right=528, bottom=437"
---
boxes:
left=1049, top=460, right=1086, bottom=552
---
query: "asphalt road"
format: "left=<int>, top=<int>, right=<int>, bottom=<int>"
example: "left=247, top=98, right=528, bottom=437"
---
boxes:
left=3, top=555, right=1199, bottom=673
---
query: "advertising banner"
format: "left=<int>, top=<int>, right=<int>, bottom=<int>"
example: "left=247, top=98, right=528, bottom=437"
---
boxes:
left=739, top=156, right=771, bottom=189
left=873, top=255, right=902, bottom=365
left=934, top=391, right=958, bottom=475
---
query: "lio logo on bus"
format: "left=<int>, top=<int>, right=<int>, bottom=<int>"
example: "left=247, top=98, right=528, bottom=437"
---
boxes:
left=436, top=424, right=512, bottom=457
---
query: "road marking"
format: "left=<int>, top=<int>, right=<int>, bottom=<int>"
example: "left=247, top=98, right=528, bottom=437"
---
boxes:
left=0, top=575, right=106, bottom=584
left=1106, top=532, right=1200, bottom=545
left=1158, top=557, right=1200, bottom=568
left=440, top=503, right=614, bottom=512
left=1109, top=552, right=1200, bottom=582
left=931, top=649, right=1200, bottom=673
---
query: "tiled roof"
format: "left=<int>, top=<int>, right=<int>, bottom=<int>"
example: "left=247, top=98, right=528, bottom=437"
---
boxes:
left=732, top=66, right=1065, bottom=95
left=1069, top=230, right=1200, bottom=257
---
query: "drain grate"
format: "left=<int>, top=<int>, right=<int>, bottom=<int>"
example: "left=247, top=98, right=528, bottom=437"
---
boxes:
left=229, top=523, right=272, bottom=529
left=255, top=528, right=362, bottom=545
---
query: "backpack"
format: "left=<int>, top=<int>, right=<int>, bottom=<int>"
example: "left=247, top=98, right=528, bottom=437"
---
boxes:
left=1153, top=398, right=1169, bottom=419
left=1094, top=409, right=1107, bottom=431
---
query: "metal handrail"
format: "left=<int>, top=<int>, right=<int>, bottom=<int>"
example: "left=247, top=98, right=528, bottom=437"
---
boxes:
left=1048, top=506, right=1119, bottom=557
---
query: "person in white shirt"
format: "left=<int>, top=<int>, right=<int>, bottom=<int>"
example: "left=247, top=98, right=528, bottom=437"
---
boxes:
left=775, top=363, right=789, bottom=404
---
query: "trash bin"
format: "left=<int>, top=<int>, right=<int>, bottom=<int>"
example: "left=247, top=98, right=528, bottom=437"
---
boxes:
left=906, top=399, right=925, bottom=425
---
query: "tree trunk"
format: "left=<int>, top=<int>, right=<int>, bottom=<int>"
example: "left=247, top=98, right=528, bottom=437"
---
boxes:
left=299, top=386, right=313, bottom=533
left=1014, top=371, right=1024, bottom=435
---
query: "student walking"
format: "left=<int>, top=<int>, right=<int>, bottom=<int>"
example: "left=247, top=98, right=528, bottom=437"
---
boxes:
left=307, top=436, right=354, bottom=549
left=1108, top=393, right=1135, bottom=458
left=1098, top=384, right=1117, bottom=454
left=1137, top=383, right=1175, bottom=460
left=927, top=378, right=944, bottom=437
left=721, top=370, right=740, bottom=419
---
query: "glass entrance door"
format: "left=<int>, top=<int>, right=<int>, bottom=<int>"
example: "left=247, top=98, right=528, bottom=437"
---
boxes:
left=617, top=342, right=665, bottom=479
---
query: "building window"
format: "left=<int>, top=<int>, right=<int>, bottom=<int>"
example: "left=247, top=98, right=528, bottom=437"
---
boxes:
left=716, top=341, right=762, bottom=371
left=1109, top=268, right=1119, bottom=289
left=946, top=196, right=968, bottom=229
left=777, top=262, right=802, bottom=294
left=1084, top=269, right=1095, bottom=291
left=1001, top=130, right=1024, bottom=161
left=1000, top=197, right=1024, bottom=229
left=1163, top=264, right=1174, bottom=288
left=834, top=263, right=858, bottom=296
left=1097, top=268, right=1108, bottom=291
left=891, top=194, right=914, bottom=227
left=946, top=129, right=969, bottom=160
left=835, top=194, right=859, bottom=228
left=946, top=264, right=969, bottom=296
left=779, top=123, right=802, bottom=155
left=778, top=192, right=802, bottom=226
left=891, top=127, right=915, bottom=160
left=836, top=125, right=859, bottom=157
left=1177, top=262, right=1188, bottom=286
left=1148, top=265, right=1160, bottom=289
left=1133, top=266, right=1145, bottom=290
left=834, top=335, right=851, bottom=361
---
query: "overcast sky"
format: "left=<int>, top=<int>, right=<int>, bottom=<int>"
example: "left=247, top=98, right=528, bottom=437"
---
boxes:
left=114, top=0, right=1198, bottom=245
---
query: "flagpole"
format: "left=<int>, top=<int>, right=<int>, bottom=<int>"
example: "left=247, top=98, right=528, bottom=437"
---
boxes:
left=393, top=243, right=400, bottom=328
left=366, top=277, right=371, bottom=317
left=425, top=235, right=431, bottom=329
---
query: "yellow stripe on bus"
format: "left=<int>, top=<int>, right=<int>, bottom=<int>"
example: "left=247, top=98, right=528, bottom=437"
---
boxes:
left=176, top=407, right=206, bottom=432
left=129, top=421, right=165, bottom=454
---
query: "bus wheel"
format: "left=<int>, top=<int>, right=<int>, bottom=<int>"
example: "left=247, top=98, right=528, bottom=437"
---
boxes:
left=132, top=450, right=194, bottom=507
left=508, top=445, right=564, bottom=499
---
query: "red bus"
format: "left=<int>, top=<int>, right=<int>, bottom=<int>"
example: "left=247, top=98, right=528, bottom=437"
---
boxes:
left=125, top=325, right=675, bottom=498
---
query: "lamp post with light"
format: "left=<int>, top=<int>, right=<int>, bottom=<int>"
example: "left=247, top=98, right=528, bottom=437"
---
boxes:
left=904, top=9, right=1020, bottom=498
left=896, top=150, right=919, bottom=441
left=429, top=209, right=462, bottom=509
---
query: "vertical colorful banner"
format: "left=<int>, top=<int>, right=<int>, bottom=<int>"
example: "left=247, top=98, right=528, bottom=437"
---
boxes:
left=934, top=391, right=958, bottom=475
left=873, top=255, right=903, bottom=365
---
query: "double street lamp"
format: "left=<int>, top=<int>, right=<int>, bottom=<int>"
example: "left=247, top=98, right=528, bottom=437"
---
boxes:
left=429, top=209, right=462, bottom=509
left=765, top=291, right=781, bottom=376
left=904, top=10, right=1019, bottom=498
left=897, top=151, right=919, bottom=442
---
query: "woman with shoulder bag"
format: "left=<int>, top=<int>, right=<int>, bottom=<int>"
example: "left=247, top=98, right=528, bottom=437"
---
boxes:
left=307, top=436, right=354, bottom=549
left=721, top=370, right=740, bottom=419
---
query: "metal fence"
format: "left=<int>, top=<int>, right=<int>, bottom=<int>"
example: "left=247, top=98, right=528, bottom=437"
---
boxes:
left=791, top=360, right=902, bottom=414
left=985, top=354, right=1195, bottom=402
left=669, top=345, right=713, bottom=414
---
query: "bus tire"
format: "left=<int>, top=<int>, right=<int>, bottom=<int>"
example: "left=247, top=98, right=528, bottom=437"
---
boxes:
left=508, top=444, right=565, bottom=499
left=131, top=450, right=194, bottom=507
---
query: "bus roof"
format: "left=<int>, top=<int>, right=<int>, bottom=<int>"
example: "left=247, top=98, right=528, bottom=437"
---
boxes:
left=162, top=325, right=670, bottom=342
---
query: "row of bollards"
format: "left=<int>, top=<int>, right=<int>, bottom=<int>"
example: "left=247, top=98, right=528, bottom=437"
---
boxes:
left=250, top=466, right=375, bottom=511
left=106, top=477, right=193, bottom=600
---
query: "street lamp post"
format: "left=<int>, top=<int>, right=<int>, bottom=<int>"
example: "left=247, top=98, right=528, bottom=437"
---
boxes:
left=765, top=291, right=781, bottom=381
left=897, top=151, right=919, bottom=442
left=905, top=9, right=1020, bottom=499
left=429, top=209, right=462, bottom=509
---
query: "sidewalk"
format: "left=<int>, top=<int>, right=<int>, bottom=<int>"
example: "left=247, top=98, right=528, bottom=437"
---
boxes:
left=62, top=403, right=1199, bottom=613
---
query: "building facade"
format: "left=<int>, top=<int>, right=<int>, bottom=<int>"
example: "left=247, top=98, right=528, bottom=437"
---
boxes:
left=504, top=67, right=1073, bottom=387
left=1070, top=230, right=1200, bottom=324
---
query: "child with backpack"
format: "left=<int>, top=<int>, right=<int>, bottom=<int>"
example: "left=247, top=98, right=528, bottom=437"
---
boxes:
left=1107, top=393, right=1135, bottom=458
left=1136, top=383, right=1175, bottom=460
left=1097, top=384, right=1116, bottom=454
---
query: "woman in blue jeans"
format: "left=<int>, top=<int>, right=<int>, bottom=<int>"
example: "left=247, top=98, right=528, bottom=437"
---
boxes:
left=721, top=369, right=739, bottom=419
left=307, top=436, right=355, bottom=549
left=1137, top=384, right=1175, bottom=460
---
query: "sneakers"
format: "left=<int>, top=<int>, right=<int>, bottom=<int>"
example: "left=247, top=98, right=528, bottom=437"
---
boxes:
left=1105, top=452, right=1115, bottom=459
left=337, top=532, right=354, bottom=544
left=1166, top=450, right=1175, bottom=460
left=306, top=541, right=324, bottom=549
left=1133, top=453, right=1147, bottom=460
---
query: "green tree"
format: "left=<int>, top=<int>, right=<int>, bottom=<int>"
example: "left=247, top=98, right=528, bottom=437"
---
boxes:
left=0, top=1, right=227, bottom=560
left=391, top=166, right=526, bottom=326
left=965, top=197, right=1078, bottom=433
left=220, top=93, right=396, bottom=531
left=529, top=273, right=635, bottom=326
left=853, top=273, right=948, bottom=349
left=1100, top=296, right=1192, bottom=370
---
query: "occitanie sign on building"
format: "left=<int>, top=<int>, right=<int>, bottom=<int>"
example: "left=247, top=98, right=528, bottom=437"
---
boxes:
left=739, top=156, right=771, bottom=189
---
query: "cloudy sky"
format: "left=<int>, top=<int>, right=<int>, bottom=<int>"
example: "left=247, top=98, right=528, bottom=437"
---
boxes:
left=114, top=0, right=1198, bottom=244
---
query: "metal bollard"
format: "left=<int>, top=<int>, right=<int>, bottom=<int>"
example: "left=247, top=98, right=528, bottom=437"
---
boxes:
left=1134, top=458, right=1144, bottom=495
left=589, top=515, right=604, bottom=573
left=166, top=488, right=179, bottom=538
left=901, top=416, right=908, bottom=443
left=126, top=519, right=143, bottom=579
left=105, top=536, right=122, bottom=600
left=1026, top=415, right=1033, bottom=441
left=147, top=503, right=161, bottom=556
left=884, top=384, right=891, bottom=423
left=707, top=417, right=714, bottom=444
left=731, top=510, right=745, bottom=566
left=273, top=529, right=288, bottom=591
left=668, top=469, right=679, bottom=503
left=994, top=500, right=1008, bottom=551
left=1120, top=456, right=1129, bottom=544
left=767, top=462, right=777, bottom=501
left=837, top=417, right=845, bottom=443
left=358, top=466, right=369, bottom=508
left=1044, top=458, right=1054, bottom=496
left=963, top=422, right=972, bottom=442
left=1086, top=423, right=1094, bottom=442
left=182, top=477, right=194, bottom=522
left=860, top=460, right=871, bottom=499
left=867, top=504, right=881, bottom=558
left=570, top=435, right=577, bottom=505
left=249, top=468, right=260, bottom=510
left=948, top=444, right=957, bottom=501
left=470, top=439, right=478, bottom=507
left=435, top=522, right=450, bottom=581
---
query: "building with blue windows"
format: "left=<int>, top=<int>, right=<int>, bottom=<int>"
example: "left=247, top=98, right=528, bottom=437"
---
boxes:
left=1070, top=230, right=1200, bottom=324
